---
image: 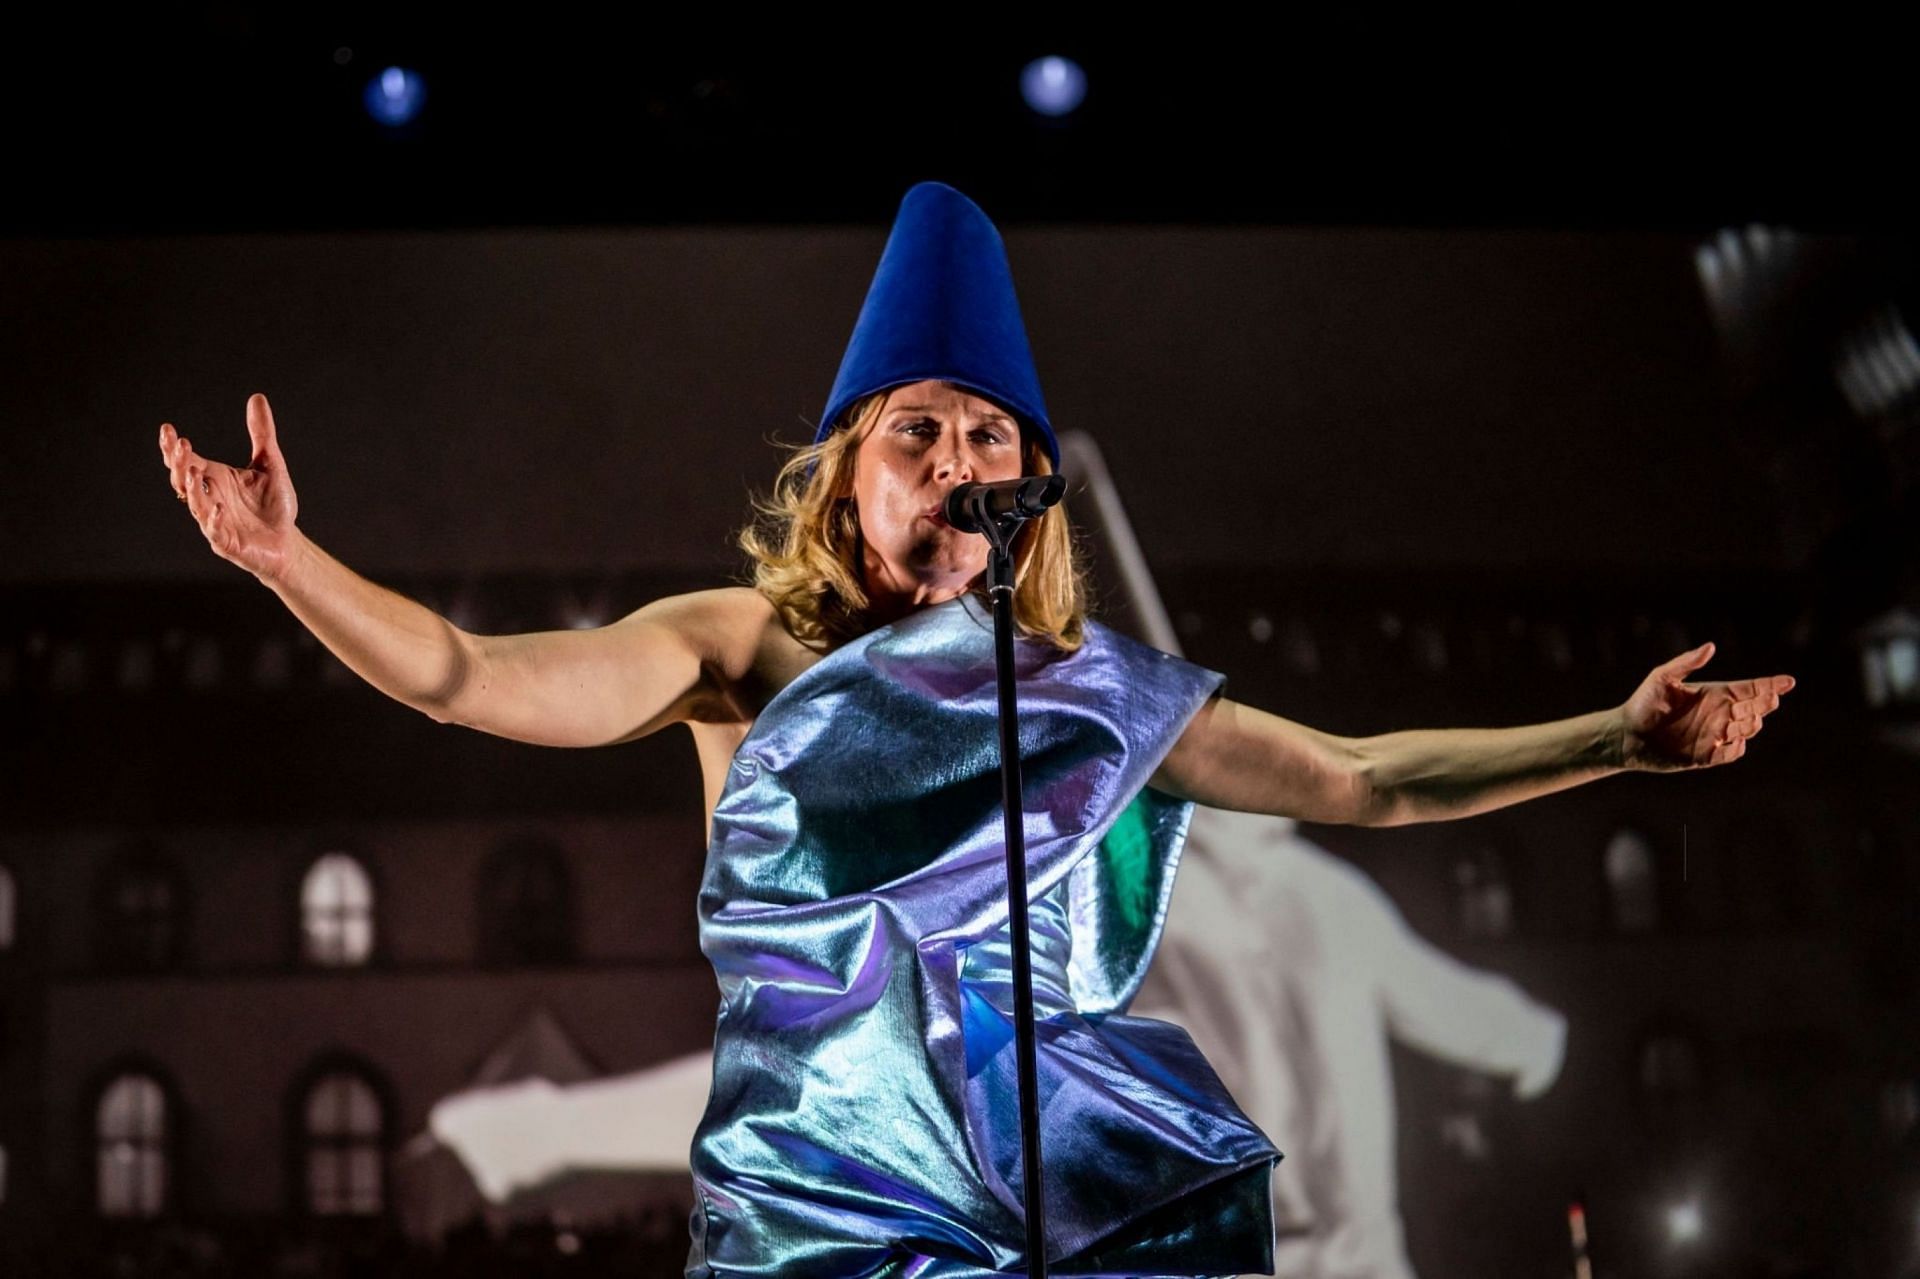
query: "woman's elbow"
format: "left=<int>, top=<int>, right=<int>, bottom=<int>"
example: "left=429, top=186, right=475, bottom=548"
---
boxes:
left=1336, top=742, right=1397, bottom=827
left=1249, top=744, right=1380, bottom=826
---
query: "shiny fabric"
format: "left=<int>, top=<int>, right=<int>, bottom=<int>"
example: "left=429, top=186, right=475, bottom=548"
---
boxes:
left=686, top=595, right=1280, bottom=1277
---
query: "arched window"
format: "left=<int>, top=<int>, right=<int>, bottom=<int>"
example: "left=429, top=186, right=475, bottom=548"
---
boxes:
left=94, top=854, right=183, bottom=972
left=1604, top=828, right=1659, bottom=933
left=0, top=861, right=15, bottom=952
left=301, top=853, right=374, bottom=967
left=96, top=1073, right=169, bottom=1218
left=480, top=838, right=574, bottom=966
left=298, top=1066, right=387, bottom=1216
left=1451, top=840, right=1516, bottom=939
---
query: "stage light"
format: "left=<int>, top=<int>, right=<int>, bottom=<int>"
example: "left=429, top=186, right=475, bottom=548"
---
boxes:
left=561, top=597, right=604, bottom=629
left=1020, top=56, right=1087, bottom=118
left=1834, top=303, right=1920, bottom=421
left=1857, top=608, right=1920, bottom=709
left=1666, top=1200, right=1703, bottom=1244
left=1693, top=224, right=1798, bottom=331
left=364, top=66, right=426, bottom=127
left=559, top=586, right=610, bottom=630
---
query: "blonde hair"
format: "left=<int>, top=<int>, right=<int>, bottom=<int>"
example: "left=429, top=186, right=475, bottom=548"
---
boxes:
left=738, top=386, right=1087, bottom=652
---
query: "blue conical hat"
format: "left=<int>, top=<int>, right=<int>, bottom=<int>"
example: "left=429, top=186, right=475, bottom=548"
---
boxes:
left=818, top=181, right=1058, bottom=469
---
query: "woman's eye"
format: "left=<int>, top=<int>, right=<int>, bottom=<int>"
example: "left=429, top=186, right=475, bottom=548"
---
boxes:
left=898, top=420, right=1004, bottom=444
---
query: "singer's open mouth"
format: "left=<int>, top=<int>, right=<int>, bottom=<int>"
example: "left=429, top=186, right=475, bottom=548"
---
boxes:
left=924, top=507, right=951, bottom=528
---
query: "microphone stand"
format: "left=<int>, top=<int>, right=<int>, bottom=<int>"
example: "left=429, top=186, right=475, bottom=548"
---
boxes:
left=965, top=487, right=1050, bottom=1278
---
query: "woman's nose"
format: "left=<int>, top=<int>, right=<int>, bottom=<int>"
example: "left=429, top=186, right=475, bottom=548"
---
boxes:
left=935, top=447, right=974, bottom=483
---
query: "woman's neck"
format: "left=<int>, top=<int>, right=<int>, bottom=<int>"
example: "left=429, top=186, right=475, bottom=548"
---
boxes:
left=859, top=561, right=980, bottom=631
left=862, top=580, right=975, bottom=629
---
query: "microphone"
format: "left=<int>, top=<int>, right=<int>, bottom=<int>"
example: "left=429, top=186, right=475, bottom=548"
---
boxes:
left=943, top=475, right=1068, bottom=533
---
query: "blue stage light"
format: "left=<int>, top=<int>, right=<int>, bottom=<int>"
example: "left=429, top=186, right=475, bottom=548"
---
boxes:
left=364, top=66, right=426, bottom=127
left=1020, top=56, right=1086, bottom=118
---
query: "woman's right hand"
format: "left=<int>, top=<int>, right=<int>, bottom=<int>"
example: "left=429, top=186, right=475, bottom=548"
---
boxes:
left=160, top=393, right=301, bottom=581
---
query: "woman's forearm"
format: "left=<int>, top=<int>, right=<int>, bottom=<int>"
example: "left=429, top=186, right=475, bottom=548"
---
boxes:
left=1352, top=707, right=1629, bottom=827
left=258, top=528, right=482, bottom=723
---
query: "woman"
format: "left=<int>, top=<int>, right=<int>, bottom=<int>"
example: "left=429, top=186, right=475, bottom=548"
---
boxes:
left=158, top=183, right=1793, bottom=1277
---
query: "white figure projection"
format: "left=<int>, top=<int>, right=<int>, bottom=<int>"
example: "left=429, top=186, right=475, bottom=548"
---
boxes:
left=426, top=1049, right=711, bottom=1201
left=1130, top=805, right=1564, bottom=1279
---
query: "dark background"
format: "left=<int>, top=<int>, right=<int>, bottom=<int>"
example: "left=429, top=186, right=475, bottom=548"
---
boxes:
left=5, top=15, right=1915, bottom=235
left=4, top=15, right=1919, bottom=1279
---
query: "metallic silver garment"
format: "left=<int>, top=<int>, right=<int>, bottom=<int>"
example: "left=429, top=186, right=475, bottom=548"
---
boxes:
left=686, top=595, right=1280, bottom=1277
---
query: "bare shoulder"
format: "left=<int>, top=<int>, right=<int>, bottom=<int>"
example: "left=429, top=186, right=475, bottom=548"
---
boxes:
left=621, top=585, right=818, bottom=724
left=617, top=585, right=774, bottom=666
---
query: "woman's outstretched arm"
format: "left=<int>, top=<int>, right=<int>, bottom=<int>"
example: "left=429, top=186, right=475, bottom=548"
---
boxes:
left=159, top=393, right=756, bottom=748
left=1149, top=643, right=1794, bottom=827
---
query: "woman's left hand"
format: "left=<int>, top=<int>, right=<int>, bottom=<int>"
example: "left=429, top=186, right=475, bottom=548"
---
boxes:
left=1619, top=642, right=1795, bottom=771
